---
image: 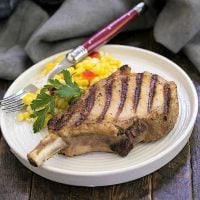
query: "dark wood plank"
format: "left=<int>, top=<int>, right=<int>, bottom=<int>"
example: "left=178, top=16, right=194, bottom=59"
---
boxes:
left=92, top=186, right=112, bottom=200
left=110, top=176, right=152, bottom=200
left=69, top=175, right=151, bottom=200
left=190, top=85, right=200, bottom=200
left=0, top=137, right=32, bottom=200
left=152, top=143, right=192, bottom=200
left=147, top=31, right=197, bottom=200
left=69, top=186, right=94, bottom=200
left=30, top=174, right=151, bottom=200
left=0, top=79, right=11, bottom=138
left=155, top=41, right=200, bottom=200
left=30, top=174, right=71, bottom=200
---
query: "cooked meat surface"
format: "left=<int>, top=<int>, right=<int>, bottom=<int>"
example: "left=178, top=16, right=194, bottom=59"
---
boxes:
left=27, top=65, right=179, bottom=167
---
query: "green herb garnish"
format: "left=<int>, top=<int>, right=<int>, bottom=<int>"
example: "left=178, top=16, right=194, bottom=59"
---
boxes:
left=30, top=70, right=83, bottom=133
left=30, top=92, right=55, bottom=133
left=49, top=70, right=83, bottom=103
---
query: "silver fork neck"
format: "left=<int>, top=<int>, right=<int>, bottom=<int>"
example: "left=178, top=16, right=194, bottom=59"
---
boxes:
left=66, top=46, right=88, bottom=63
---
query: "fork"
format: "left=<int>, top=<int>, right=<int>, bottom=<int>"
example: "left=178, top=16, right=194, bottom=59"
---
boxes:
left=0, top=84, right=38, bottom=112
left=0, top=2, right=146, bottom=112
left=0, top=58, right=73, bottom=112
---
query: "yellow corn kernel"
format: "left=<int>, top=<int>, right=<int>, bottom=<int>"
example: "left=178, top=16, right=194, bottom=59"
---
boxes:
left=36, top=89, right=41, bottom=95
left=57, top=98, right=63, bottom=108
left=56, top=98, right=68, bottom=109
left=116, top=59, right=121, bottom=66
left=17, top=113, right=25, bottom=121
left=74, top=67, right=85, bottom=75
left=92, top=65, right=102, bottom=75
left=54, top=108, right=59, bottom=114
left=75, top=79, right=83, bottom=87
left=26, top=106, right=33, bottom=114
left=59, top=73, right=64, bottom=79
left=60, top=79, right=66, bottom=85
left=99, top=66, right=107, bottom=75
left=68, top=67, right=75, bottom=74
left=23, top=112, right=30, bottom=119
left=71, top=76, right=77, bottom=83
left=83, top=61, right=95, bottom=70
left=104, top=67, right=110, bottom=74
left=61, top=101, right=68, bottom=109
left=90, top=77, right=100, bottom=85
left=100, top=55, right=111, bottom=62
left=54, top=107, right=63, bottom=114
left=75, top=62, right=84, bottom=69
left=80, top=86, right=87, bottom=90
left=112, top=64, right=120, bottom=69
left=109, top=59, right=119, bottom=66
left=76, top=79, right=85, bottom=87
left=84, top=64, right=92, bottom=70
left=80, top=79, right=89, bottom=87
left=45, top=62, right=55, bottom=72
left=44, top=114, right=52, bottom=126
left=54, top=74, right=63, bottom=81
left=73, top=77, right=84, bottom=85
left=54, top=96, right=59, bottom=106
left=22, top=93, right=37, bottom=105
left=99, top=75, right=106, bottom=80
left=54, top=74, right=65, bottom=84
left=55, top=97, right=65, bottom=109
left=26, top=118, right=33, bottom=122
left=100, top=64, right=109, bottom=73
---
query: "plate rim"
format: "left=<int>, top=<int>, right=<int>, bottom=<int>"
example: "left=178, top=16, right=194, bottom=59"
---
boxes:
left=0, top=44, right=198, bottom=177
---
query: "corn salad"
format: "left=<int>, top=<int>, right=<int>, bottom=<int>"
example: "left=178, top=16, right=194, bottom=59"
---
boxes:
left=17, top=51, right=121, bottom=125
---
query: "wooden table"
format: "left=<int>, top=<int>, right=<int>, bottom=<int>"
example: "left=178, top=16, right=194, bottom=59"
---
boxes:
left=0, top=29, right=199, bottom=200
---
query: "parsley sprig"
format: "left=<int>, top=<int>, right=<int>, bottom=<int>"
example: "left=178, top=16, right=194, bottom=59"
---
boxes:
left=30, top=70, right=83, bottom=133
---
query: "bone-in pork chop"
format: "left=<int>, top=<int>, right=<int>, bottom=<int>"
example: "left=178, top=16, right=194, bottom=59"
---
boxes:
left=27, top=65, right=179, bottom=167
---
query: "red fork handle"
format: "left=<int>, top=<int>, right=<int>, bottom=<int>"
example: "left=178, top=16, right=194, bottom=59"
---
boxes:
left=65, top=2, right=146, bottom=64
left=83, top=2, right=146, bottom=53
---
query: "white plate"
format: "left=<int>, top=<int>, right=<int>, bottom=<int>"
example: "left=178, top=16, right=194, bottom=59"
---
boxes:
left=0, top=45, right=198, bottom=186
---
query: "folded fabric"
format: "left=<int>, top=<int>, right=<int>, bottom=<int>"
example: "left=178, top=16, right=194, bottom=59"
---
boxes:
left=25, top=0, right=160, bottom=63
left=0, top=0, right=200, bottom=80
left=0, top=0, right=48, bottom=80
left=0, top=0, right=20, bottom=19
left=154, top=0, right=200, bottom=52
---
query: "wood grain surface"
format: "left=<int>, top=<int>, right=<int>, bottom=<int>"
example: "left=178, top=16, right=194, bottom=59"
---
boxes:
left=0, top=29, right=199, bottom=200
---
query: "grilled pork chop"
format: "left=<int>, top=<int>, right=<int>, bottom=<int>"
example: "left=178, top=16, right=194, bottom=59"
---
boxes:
left=28, top=65, right=179, bottom=167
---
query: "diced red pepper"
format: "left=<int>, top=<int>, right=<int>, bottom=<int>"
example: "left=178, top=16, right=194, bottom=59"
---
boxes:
left=82, top=70, right=96, bottom=80
left=89, top=51, right=100, bottom=58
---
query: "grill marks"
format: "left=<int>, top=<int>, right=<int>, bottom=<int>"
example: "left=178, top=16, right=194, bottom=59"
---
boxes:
left=148, top=74, right=158, bottom=112
left=115, top=77, right=128, bottom=118
left=97, top=78, right=114, bottom=122
left=133, top=73, right=143, bottom=112
left=48, top=106, right=74, bottom=131
left=163, top=83, right=171, bottom=114
left=51, top=69, right=171, bottom=129
left=75, top=86, right=96, bottom=126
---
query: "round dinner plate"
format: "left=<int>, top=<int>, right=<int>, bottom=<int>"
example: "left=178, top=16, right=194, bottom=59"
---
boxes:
left=0, top=45, right=198, bottom=186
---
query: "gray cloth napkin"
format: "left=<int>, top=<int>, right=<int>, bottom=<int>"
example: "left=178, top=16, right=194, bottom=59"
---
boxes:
left=0, top=0, right=48, bottom=80
left=0, top=0, right=200, bottom=80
